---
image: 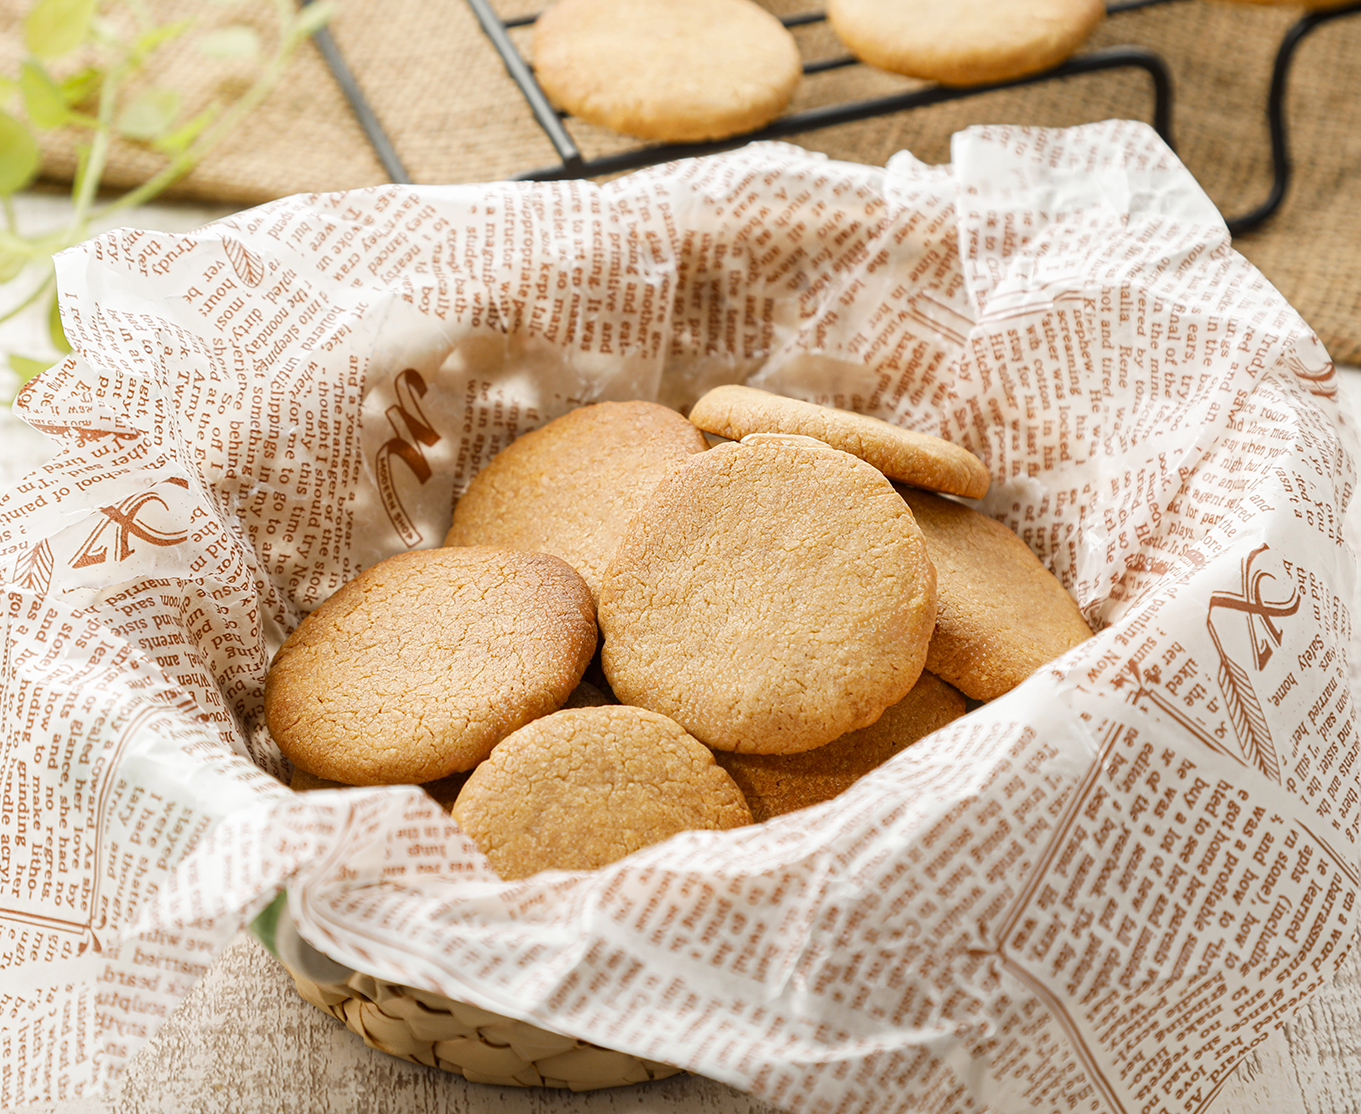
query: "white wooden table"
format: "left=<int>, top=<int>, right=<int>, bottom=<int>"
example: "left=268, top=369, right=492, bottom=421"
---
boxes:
left=4, top=192, right=1360, bottom=1114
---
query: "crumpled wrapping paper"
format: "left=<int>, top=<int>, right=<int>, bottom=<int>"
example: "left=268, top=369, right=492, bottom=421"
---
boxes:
left=1, top=120, right=1356, bottom=1114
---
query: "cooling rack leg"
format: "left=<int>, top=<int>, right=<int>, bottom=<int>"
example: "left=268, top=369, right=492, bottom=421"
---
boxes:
left=1225, top=0, right=1361, bottom=237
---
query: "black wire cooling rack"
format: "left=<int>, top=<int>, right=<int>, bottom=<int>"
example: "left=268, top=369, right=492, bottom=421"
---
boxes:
left=303, top=0, right=1361, bottom=236
left=464, top=0, right=1179, bottom=182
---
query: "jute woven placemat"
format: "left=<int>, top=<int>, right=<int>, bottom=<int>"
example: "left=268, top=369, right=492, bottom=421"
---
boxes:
left=1, top=0, right=1358, bottom=362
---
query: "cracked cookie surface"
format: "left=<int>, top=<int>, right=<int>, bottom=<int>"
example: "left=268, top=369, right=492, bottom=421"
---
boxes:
left=451, top=705, right=752, bottom=879
left=599, top=434, right=937, bottom=755
left=265, top=547, right=597, bottom=785
left=715, top=670, right=966, bottom=821
left=897, top=487, right=1094, bottom=700
left=446, top=401, right=708, bottom=605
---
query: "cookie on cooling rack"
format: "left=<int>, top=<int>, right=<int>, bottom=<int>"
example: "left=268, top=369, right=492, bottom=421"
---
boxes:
left=826, top=0, right=1105, bottom=86
left=531, top=0, right=803, bottom=142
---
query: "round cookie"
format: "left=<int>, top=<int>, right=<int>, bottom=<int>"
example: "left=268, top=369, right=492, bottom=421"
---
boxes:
left=265, top=547, right=597, bottom=786
left=896, top=487, right=1094, bottom=700
left=445, top=401, right=709, bottom=605
left=715, top=671, right=966, bottom=822
left=531, top=0, right=803, bottom=142
left=451, top=706, right=753, bottom=879
left=1219, top=0, right=1356, bottom=8
left=688, top=384, right=990, bottom=499
left=598, top=434, right=938, bottom=755
left=826, top=0, right=1104, bottom=87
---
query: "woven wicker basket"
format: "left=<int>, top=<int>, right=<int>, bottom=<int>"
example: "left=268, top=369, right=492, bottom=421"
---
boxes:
left=259, top=895, right=682, bottom=1090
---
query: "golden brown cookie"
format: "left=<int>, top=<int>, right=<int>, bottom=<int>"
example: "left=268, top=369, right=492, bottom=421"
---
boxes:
left=265, top=547, right=597, bottom=786
left=451, top=706, right=752, bottom=879
left=826, top=0, right=1104, bottom=86
left=1219, top=0, right=1354, bottom=8
left=445, top=401, right=709, bottom=604
left=599, top=434, right=937, bottom=755
left=531, top=0, right=803, bottom=142
left=715, top=671, right=966, bottom=822
left=688, top=384, right=990, bottom=499
left=897, top=487, right=1093, bottom=700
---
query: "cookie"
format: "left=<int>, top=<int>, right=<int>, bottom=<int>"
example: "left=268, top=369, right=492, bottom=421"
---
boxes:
left=530, top=0, right=803, bottom=142
left=265, top=547, right=597, bottom=786
left=450, top=706, right=752, bottom=879
left=445, top=401, right=708, bottom=605
left=1219, top=0, right=1354, bottom=8
left=715, top=671, right=966, bottom=822
left=896, top=487, right=1093, bottom=700
left=598, top=434, right=937, bottom=755
left=688, top=384, right=990, bottom=499
left=826, top=0, right=1104, bottom=86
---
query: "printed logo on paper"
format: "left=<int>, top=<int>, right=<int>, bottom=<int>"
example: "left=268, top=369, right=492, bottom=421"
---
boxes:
left=1205, top=544, right=1299, bottom=781
left=222, top=236, right=266, bottom=287
left=374, top=367, right=441, bottom=547
left=1282, top=333, right=1336, bottom=400
left=70, top=477, right=192, bottom=568
left=15, top=539, right=54, bottom=594
left=1115, top=544, right=1298, bottom=783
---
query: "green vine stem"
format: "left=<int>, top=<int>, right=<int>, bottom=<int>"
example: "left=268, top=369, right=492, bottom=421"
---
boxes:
left=1, top=0, right=335, bottom=397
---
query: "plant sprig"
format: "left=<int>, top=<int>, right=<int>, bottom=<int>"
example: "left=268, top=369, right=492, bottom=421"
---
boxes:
left=0, top=0, right=334, bottom=396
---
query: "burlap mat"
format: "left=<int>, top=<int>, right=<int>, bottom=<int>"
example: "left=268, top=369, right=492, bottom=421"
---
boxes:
left=2, top=0, right=1358, bottom=362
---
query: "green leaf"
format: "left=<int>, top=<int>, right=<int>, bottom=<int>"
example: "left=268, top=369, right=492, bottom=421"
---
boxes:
left=0, top=74, right=19, bottom=106
left=290, top=0, right=335, bottom=42
left=116, top=86, right=181, bottom=142
left=0, top=112, right=40, bottom=195
left=70, top=137, right=92, bottom=200
left=24, top=0, right=97, bottom=60
left=132, top=18, right=197, bottom=62
left=9, top=354, right=51, bottom=384
left=59, top=65, right=102, bottom=108
left=152, top=102, right=219, bottom=155
left=48, top=290, right=70, bottom=354
left=0, top=247, right=27, bottom=283
left=20, top=59, right=71, bottom=129
left=248, top=891, right=288, bottom=958
left=197, top=25, right=261, bottom=60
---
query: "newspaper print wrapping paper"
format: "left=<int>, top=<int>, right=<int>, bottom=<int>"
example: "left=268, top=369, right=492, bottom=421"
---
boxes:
left=1, top=120, right=1357, bottom=1114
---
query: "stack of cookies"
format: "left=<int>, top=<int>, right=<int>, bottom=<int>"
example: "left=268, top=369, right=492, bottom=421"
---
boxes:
left=266, top=387, right=1093, bottom=876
